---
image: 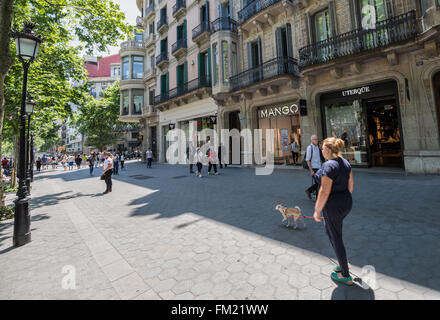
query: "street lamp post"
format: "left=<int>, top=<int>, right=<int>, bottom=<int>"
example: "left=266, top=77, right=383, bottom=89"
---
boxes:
left=11, top=22, right=43, bottom=247
left=25, top=98, right=36, bottom=196
left=30, top=134, right=35, bottom=182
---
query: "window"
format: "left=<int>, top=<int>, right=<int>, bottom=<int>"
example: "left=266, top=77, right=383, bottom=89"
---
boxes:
left=222, top=41, right=229, bottom=83
left=420, top=0, right=427, bottom=15
left=132, top=89, right=144, bottom=114
left=132, top=132, right=139, bottom=139
left=91, top=87, right=96, bottom=97
left=132, top=56, right=144, bottom=79
left=113, top=67, right=121, bottom=77
left=135, top=31, right=143, bottom=42
left=122, top=91, right=129, bottom=115
left=213, top=43, right=219, bottom=85
left=122, top=57, right=129, bottom=80
left=149, top=89, right=155, bottom=105
left=151, top=56, right=154, bottom=70
left=231, top=42, right=237, bottom=76
left=314, top=10, right=331, bottom=42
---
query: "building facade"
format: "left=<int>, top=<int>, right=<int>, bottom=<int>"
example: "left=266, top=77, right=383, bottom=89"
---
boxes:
left=121, top=0, right=440, bottom=174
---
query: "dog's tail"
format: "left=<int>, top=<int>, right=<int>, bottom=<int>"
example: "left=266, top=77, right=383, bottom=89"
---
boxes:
left=295, top=206, right=301, bottom=213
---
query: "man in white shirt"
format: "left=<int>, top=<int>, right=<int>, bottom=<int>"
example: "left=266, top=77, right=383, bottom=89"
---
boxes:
left=146, top=148, right=153, bottom=168
left=102, top=152, right=114, bottom=194
left=305, top=135, right=323, bottom=199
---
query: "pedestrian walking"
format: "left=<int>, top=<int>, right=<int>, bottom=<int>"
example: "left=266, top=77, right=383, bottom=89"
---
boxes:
left=68, top=155, right=74, bottom=170
left=193, top=147, right=204, bottom=178
left=94, top=153, right=99, bottom=168
left=305, top=135, right=324, bottom=200
left=207, top=144, right=218, bottom=175
left=1, top=158, right=8, bottom=170
left=113, top=153, right=120, bottom=174
left=88, top=154, right=95, bottom=176
left=75, top=154, right=82, bottom=169
left=218, top=143, right=227, bottom=169
left=101, top=152, right=113, bottom=194
left=82, top=154, right=87, bottom=168
left=36, top=157, right=42, bottom=172
left=42, top=155, right=47, bottom=170
left=187, top=141, right=195, bottom=173
left=120, top=153, right=125, bottom=170
left=291, top=140, right=299, bottom=165
left=146, top=148, right=153, bottom=168
left=52, top=156, right=57, bottom=170
left=313, top=137, right=354, bottom=285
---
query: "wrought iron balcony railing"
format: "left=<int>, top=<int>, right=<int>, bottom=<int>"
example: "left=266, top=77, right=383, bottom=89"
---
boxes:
left=156, top=51, right=168, bottom=65
left=154, top=76, right=211, bottom=105
left=145, top=3, right=155, bottom=17
left=192, top=21, right=211, bottom=40
left=211, top=17, right=238, bottom=33
left=299, top=10, right=417, bottom=68
left=157, top=16, right=168, bottom=31
left=238, top=0, right=283, bottom=25
left=172, top=0, right=186, bottom=16
left=172, top=38, right=187, bottom=54
left=230, top=56, right=299, bottom=91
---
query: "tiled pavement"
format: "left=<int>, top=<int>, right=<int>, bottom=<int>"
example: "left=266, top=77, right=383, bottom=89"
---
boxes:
left=1, top=161, right=440, bottom=300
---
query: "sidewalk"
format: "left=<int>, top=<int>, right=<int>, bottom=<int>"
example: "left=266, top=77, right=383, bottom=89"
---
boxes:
left=1, top=161, right=440, bottom=300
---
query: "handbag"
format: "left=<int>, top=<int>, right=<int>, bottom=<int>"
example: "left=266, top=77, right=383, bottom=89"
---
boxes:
left=302, top=145, right=313, bottom=169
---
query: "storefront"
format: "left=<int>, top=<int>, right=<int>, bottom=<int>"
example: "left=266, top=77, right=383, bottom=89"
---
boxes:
left=257, top=102, right=302, bottom=165
left=179, top=116, right=216, bottom=147
left=320, top=80, right=403, bottom=168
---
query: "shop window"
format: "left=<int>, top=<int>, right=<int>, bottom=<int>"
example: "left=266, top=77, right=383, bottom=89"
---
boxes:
left=132, top=56, right=144, bottom=79
left=433, top=72, right=440, bottom=138
left=135, top=31, right=143, bottom=42
left=222, top=41, right=229, bottom=84
left=132, top=89, right=144, bottom=115
left=323, top=100, right=368, bottom=166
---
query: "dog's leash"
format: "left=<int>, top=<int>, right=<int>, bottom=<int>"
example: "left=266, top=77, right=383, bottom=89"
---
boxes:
left=298, top=216, right=324, bottom=219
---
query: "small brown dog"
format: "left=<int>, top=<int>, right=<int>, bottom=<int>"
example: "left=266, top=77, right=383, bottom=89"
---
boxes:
left=275, top=204, right=306, bottom=229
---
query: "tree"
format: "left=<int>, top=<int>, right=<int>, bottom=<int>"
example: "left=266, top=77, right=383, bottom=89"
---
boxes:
left=0, top=0, right=133, bottom=210
left=76, top=81, right=127, bottom=151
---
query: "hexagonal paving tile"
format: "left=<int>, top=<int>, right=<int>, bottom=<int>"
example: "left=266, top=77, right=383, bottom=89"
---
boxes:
left=310, top=274, right=334, bottom=290
left=212, top=271, right=231, bottom=284
left=301, top=264, right=321, bottom=277
left=288, top=273, right=310, bottom=289
left=248, top=273, right=268, bottom=287
left=212, top=282, right=233, bottom=297
left=227, top=262, right=246, bottom=273
left=191, top=281, right=214, bottom=296
left=171, top=280, right=194, bottom=295
left=274, top=284, right=298, bottom=300
left=298, top=286, right=321, bottom=300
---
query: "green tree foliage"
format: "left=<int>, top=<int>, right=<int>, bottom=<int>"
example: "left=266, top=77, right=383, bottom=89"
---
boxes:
left=0, top=0, right=133, bottom=208
left=76, top=81, right=126, bottom=151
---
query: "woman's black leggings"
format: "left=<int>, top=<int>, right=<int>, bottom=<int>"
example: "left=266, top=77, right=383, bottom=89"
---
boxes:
left=323, top=202, right=351, bottom=278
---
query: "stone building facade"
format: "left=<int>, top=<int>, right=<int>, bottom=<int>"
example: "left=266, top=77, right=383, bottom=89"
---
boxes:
left=121, top=0, right=440, bottom=174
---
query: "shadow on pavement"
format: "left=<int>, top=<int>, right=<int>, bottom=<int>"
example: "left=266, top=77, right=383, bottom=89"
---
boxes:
left=33, top=161, right=440, bottom=294
left=331, top=282, right=375, bottom=300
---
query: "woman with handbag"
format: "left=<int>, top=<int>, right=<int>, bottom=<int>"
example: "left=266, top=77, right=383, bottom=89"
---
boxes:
left=101, top=152, right=113, bottom=194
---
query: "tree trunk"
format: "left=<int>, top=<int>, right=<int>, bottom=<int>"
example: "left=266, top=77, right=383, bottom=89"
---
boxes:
left=0, top=0, right=15, bottom=209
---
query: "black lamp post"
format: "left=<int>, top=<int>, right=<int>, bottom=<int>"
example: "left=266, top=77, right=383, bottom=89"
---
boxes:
left=11, top=22, right=43, bottom=247
left=30, top=134, right=35, bottom=183
left=25, top=97, right=36, bottom=196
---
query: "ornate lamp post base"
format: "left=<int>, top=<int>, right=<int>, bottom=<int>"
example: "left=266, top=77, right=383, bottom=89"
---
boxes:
left=13, top=197, right=31, bottom=247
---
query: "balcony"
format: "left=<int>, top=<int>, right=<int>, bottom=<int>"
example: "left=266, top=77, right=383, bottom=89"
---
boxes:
left=143, top=68, right=156, bottom=84
left=211, top=18, right=238, bottom=34
left=299, top=11, right=417, bottom=68
left=145, top=3, right=155, bottom=20
left=157, top=16, right=168, bottom=33
left=119, top=40, right=145, bottom=56
left=230, top=56, right=299, bottom=92
left=171, top=38, right=187, bottom=57
left=154, top=76, right=212, bottom=108
left=238, top=0, right=294, bottom=34
left=143, top=105, right=156, bottom=116
left=156, top=51, right=169, bottom=69
left=145, top=33, right=156, bottom=50
left=172, top=0, right=186, bottom=19
left=192, top=21, right=210, bottom=44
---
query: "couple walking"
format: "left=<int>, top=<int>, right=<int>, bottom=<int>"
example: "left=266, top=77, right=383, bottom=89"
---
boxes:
left=187, top=142, right=218, bottom=178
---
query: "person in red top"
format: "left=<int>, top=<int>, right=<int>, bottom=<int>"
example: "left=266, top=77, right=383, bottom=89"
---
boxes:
left=2, top=158, right=8, bottom=169
left=207, top=144, right=218, bottom=176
